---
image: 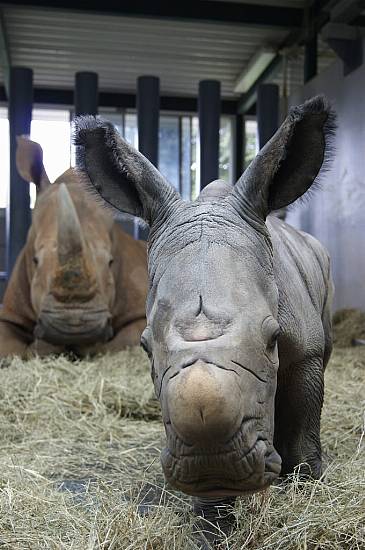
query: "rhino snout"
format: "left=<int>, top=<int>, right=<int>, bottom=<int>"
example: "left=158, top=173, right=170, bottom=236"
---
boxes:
left=166, top=360, right=243, bottom=445
left=35, top=308, right=113, bottom=346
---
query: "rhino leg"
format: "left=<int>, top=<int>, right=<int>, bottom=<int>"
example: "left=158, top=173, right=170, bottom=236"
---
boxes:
left=104, top=319, right=146, bottom=351
left=274, top=356, right=325, bottom=479
left=27, top=339, right=64, bottom=358
left=76, top=319, right=146, bottom=357
left=0, top=321, right=65, bottom=361
left=192, top=496, right=236, bottom=546
left=0, top=321, right=31, bottom=360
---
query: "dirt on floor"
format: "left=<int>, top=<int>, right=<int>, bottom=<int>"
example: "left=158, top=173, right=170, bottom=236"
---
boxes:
left=0, top=345, right=364, bottom=549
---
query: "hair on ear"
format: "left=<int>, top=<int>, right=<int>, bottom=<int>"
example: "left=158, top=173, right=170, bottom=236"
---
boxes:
left=230, top=95, right=337, bottom=221
left=272, top=95, right=337, bottom=211
left=74, top=116, right=132, bottom=192
left=73, top=115, right=147, bottom=219
left=73, top=115, right=181, bottom=225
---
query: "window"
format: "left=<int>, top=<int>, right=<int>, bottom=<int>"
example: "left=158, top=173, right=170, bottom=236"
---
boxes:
left=124, top=113, right=138, bottom=149
left=1, top=108, right=236, bottom=209
left=245, top=119, right=258, bottom=169
left=190, top=116, right=200, bottom=200
left=99, top=111, right=234, bottom=201
left=30, top=109, right=71, bottom=207
left=0, top=108, right=72, bottom=210
left=159, top=115, right=180, bottom=190
left=180, top=116, right=192, bottom=200
left=0, top=108, right=9, bottom=209
left=0, top=109, right=8, bottom=276
left=219, top=116, right=233, bottom=184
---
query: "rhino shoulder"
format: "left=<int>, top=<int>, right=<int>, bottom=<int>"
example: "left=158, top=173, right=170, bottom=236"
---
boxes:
left=268, top=215, right=330, bottom=277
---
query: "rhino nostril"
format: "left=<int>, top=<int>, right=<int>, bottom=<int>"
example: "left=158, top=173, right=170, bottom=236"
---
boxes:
left=196, top=294, right=203, bottom=316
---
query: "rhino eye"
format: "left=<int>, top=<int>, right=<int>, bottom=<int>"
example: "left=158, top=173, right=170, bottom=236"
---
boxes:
left=33, top=256, right=39, bottom=266
left=108, top=258, right=114, bottom=267
left=267, top=328, right=280, bottom=351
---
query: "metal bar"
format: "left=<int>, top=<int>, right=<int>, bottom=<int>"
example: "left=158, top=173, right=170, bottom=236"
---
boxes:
left=351, top=14, right=365, bottom=25
left=74, top=71, right=98, bottom=116
left=0, top=86, right=238, bottom=115
left=330, top=0, right=365, bottom=24
left=304, top=33, right=318, bottom=83
left=0, top=9, right=11, bottom=97
left=198, top=79, right=221, bottom=190
left=257, top=83, right=279, bottom=149
left=2, top=0, right=303, bottom=28
left=6, top=67, right=33, bottom=276
left=237, top=0, right=334, bottom=114
left=137, top=75, right=159, bottom=167
left=238, top=55, right=282, bottom=114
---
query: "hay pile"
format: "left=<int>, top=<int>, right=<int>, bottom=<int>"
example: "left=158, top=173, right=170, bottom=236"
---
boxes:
left=0, top=346, right=364, bottom=549
left=333, top=308, right=365, bottom=347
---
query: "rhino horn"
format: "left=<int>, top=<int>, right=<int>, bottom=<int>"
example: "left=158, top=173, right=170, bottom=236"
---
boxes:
left=57, top=183, right=85, bottom=265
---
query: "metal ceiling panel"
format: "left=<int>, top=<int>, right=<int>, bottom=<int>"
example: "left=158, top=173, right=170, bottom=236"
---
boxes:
left=0, top=5, right=337, bottom=101
left=2, top=6, right=289, bottom=98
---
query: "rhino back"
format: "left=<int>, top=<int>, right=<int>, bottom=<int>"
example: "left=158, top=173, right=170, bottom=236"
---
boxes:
left=267, top=215, right=332, bottom=367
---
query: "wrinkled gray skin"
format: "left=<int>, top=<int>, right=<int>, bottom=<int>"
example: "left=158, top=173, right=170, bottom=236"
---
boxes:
left=74, top=96, right=334, bottom=540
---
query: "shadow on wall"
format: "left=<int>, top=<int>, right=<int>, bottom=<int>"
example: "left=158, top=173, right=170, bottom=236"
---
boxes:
left=0, top=209, right=5, bottom=301
left=286, top=53, right=365, bottom=311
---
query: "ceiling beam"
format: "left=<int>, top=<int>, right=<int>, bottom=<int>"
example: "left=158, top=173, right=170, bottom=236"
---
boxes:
left=320, top=0, right=365, bottom=75
left=237, top=55, right=282, bottom=113
left=0, top=85, right=239, bottom=114
left=0, top=9, right=11, bottom=97
left=238, top=0, right=334, bottom=113
left=2, top=0, right=303, bottom=28
left=330, top=0, right=365, bottom=24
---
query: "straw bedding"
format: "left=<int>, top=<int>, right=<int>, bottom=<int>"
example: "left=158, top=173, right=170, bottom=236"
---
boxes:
left=0, top=343, right=364, bottom=549
left=333, top=308, right=365, bottom=347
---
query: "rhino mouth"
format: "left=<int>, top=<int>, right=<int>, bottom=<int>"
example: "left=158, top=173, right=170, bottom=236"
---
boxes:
left=34, top=308, right=113, bottom=345
left=161, top=427, right=281, bottom=497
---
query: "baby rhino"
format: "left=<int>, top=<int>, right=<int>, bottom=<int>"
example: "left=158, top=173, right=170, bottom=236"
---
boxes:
left=0, top=137, right=147, bottom=358
left=75, top=96, right=334, bottom=538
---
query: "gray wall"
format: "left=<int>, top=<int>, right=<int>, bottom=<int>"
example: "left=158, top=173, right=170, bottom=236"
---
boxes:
left=0, top=209, right=6, bottom=301
left=287, top=51, right=365, bottom=311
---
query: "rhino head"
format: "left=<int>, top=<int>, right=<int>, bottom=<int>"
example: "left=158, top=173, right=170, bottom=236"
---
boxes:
left=74, top=96, right=334, bottom=496
left=16, top=137, right=115, bottom=347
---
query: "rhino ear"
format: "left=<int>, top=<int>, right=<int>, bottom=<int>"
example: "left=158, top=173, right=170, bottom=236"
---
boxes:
left=16, top=136, right=51, bottom=192
left=73, top=116, right=181, bottom=226
left=230, top=95, right=336, bottom=219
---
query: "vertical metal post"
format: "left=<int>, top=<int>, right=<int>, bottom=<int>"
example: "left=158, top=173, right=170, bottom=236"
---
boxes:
left=6, top=67, right=33, bottom=276
left=136, top=76, right=159, bottom=240
left=304, top=33, right=318, bottom=83
left=233, top=113, right=244, bottom=182
left=137, top=75, right=160, bottom=167
left=257, top=83, right=279, bottom=149
left=75, top=71, right=98, bottom=116
left=198, top=79, right=221, bottom=189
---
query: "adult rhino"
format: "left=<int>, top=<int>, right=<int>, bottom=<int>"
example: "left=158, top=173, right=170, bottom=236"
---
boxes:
left=0, top=137, right=147, bottom=358
left=75, top=96, right=334, bottom=537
